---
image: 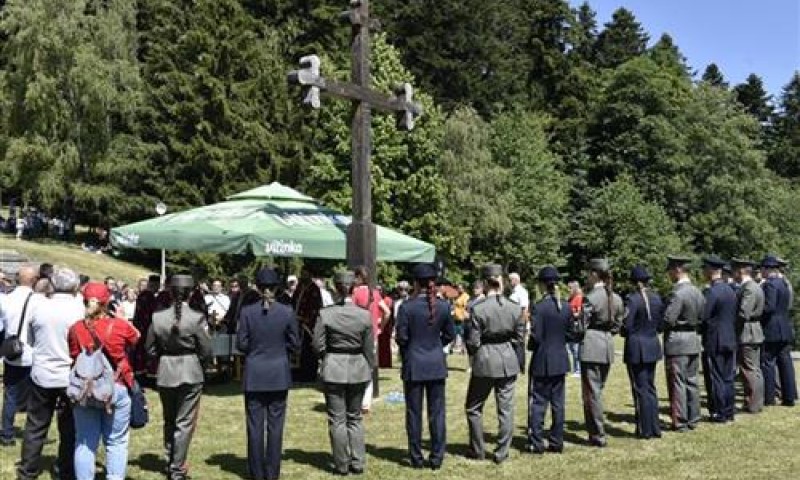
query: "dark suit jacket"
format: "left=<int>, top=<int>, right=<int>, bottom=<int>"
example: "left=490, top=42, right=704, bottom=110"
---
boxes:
left=623, top=290, right=664, bottom=364
left=529, top=295, right=571, bottom=377
left=762, top=277, right=794, bottom=343
left=702, top=280, right=738, bottom=353
left=395, top=295, right=455, bottom=383
left=236, top=301, right=300, bottom=392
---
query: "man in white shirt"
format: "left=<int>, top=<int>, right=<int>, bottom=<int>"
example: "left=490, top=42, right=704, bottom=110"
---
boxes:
left=204, top=279, right=231, bottom=327
left=0, top=265, right=40, bottom=447
left=508, top=272, right=530, bottom=321
left=17, top=267, right=84, bottom=480
left=314, top=277, right=335, bottom=307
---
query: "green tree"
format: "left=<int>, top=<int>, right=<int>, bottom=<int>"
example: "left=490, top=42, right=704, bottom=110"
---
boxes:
left=438, top=108, right=513, bottom=266
left=490, top=111, right=569, bottom=275
left=595, top=8, right=649, bottom=69
left=572, top=175, right=686, bottom=291
left=137, top=0, right=297, bottom=211
left=0, top=0, right=149, bottom=224
left=572, top=2, right=598, bottom=62
left=733, top=73, right=773, bottom=123
left=701, top=63, right=728, bottom=88
left=767, top=72, right=800, bottom=177
left=648, top=33, right=690, bottom=79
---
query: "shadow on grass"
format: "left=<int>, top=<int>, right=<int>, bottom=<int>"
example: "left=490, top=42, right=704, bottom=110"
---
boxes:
left=284, top=448, right=332, bottom=472
left=365, top=444, right=410, bottom=466
left=206, top=453, right=250, bottom=478
left=129, top=452, right=165, bottom=475
left=606, top=411, right=637, bottom=424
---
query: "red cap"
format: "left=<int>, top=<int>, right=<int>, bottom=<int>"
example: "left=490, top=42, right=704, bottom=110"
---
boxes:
left=82, top=282, right=110, bottom=304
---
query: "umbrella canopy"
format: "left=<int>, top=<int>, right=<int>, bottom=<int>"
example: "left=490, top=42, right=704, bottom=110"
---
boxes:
left=110, top=182, right=435, bottom=263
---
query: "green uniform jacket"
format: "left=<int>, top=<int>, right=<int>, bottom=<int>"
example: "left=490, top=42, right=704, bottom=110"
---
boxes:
left=662, top=281, right=704, bottom=356
left=467, top=294, right=525, bottom=378
left=146, top=304, right=213, bottom=388
left=579, top=284, right=624, bottom=364
left=313, top=301, right=374, bottom=384
left=737, top=279, right=765, bottom=345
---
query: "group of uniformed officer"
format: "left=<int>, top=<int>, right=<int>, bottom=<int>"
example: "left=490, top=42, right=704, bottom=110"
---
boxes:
left=226, top=253, right=795, bottom=478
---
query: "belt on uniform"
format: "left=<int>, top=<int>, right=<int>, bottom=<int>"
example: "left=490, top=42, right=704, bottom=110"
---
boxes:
left=744, top=319, right=762, bottom=323
left=668, top=325, right=698, bottom=332
left=587, top=326, right=613, bottom=332
left=327, top=347, right=363, bottom=355
left=481, top=335, right=513, bottom=344
left=161, top=351, right=197, bottom=357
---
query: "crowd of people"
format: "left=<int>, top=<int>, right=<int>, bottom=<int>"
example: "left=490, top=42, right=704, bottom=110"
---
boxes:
left=0, top=252, right=797, bottom=480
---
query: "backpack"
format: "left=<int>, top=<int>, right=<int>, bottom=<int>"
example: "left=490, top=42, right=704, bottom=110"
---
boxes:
left=66, top=321, right=117, bottom=413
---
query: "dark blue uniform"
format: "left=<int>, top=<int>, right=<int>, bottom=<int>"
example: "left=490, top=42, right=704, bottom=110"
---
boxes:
left=701, top=279, right=738, bottom=421
left=761, top=277, right=797, bottom=406
left=395, top=295, right=455, bottom=468
left=623, top=290, right=664, bottom=438
left=527, top=294, right=572, bottom=452
left=236, top=301, right=300, bottom=480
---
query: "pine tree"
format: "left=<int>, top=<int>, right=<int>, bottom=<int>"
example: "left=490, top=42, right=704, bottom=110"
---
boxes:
left=649, top=34, right=690, bottom=78
left=701, top=63, right=728, bottom=88
left=595, top=8, right=649, bottom=68
left=767, top=72, right=800, bottom=177
left=733, top=73, right=773, bottom=122
left=572, top=2, right=598, bottom=61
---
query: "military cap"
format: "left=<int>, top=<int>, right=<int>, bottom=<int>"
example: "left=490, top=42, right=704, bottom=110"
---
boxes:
left=481, top=263, right=504, bottom=279
left=412, top=263, right=438, bottom=280
left=255, top=268, right=280, bottom=287
left=666, top=255, right=693, bottom=270
left=334, top=270, right=356, bottom=286
left=537, top=266, right=560, bottom=283
left=588, top=258, right=610, bottom=273
left=776, top=257, right=789, bottom=268
left=630, top=265, right=651, bottom=282
left=760, top=255, right=781, bottom=269
left=722, top=263, right=733, bottom=275
left=170, top=274, right=195, bottom=289
left=702, top=254, right=726, bottom=269
left=730, top=258, right=756, bottom=268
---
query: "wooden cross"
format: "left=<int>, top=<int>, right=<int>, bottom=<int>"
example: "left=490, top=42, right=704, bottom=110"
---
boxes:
left=288, top=0, right=422, bottom=287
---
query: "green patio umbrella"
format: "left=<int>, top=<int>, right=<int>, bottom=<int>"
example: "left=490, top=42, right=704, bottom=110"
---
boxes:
left=110, top=182, right=435, bottom=263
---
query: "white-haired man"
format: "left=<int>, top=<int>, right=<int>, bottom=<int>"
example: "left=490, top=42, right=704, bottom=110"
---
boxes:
left=17, top=267, right=85, bottom=480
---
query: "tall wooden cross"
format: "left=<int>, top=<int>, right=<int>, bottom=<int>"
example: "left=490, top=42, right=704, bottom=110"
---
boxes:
left=288, top=0, right=422, bottom=287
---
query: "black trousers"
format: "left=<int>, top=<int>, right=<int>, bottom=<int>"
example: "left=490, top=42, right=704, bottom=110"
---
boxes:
left=627, top=363, right=661, bottom=438
left=16, top=383, right=75, bottom=480
left=404, top=380, right=446, bottom=467
left=245, top=390, right=288, bottom=480
left=763, top=342, right=798, bottom=406
left=528, top=375, right=566, bottom=450
left=706, top=350, right=736, bottom=420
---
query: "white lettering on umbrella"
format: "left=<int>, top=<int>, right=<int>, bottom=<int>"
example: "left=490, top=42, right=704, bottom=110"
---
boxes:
left=264, top=240, right=304, bottom=255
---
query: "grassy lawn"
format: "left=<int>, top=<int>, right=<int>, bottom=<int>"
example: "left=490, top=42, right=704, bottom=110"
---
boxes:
left=0, top=236, right=151, bottom=284
left=1, top=353, right=798, bottom=480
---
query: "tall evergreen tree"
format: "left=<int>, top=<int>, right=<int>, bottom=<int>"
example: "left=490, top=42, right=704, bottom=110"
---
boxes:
left=733, top=73, right=773, bottom=122
left=571, top=2, right=598, bottom=61
left=524, top=0, right=574, bottom=108
left=701, top=63, right=728, bottom=88
left=594, top=8, right=649, bottom=68
left=648, top=33, right=690, bottom=78
left=767, top=72, right=800, bottom=177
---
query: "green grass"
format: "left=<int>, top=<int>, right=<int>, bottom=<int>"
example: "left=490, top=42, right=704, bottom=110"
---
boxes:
left=0, top=235, right=151, bottom=285
left=2, top=353, right=799, bottom=480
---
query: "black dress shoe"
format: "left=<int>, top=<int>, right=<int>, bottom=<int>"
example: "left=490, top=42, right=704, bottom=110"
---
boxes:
left=332, top=470, right=349, bottom=477
left=546, top=445, right=563, bottom=454
left=589, top=438, right=608, bottom=448
left=492, top=453, right=508, bottom=464
left=525, top=444, right=544, bottom=454
left=464, top=450, right=484, bottom=461
left=428, top=461, right=441, bottom=471
left=349, top=466, right=364, bottom=475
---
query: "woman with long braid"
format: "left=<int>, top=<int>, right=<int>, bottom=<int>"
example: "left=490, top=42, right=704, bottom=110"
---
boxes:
left=623, top=266, right=665, bottom=439
left=579, top=258, right=624, bottom=447
left=395, top=263, right=455, bottom=470
left=527, top=266, right=575, bottom=454
left=146, top=275, right=212, bottom=480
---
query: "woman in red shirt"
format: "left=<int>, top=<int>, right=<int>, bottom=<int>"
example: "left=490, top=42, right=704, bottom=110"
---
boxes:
left=351, top=267, right=390, bottom=413
left=68, top=282, right=140, bottom=480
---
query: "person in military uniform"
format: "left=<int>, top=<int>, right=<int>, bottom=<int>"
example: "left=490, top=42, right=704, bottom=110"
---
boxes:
left=464, top=264, right=525, bottom=463
left=236, top=268, right=300, bottom=480
left=395, top=263, right=455, bottom=470
left=527, top=266, right=575, bottom=453
left=775, top=256, right=797, bottom=403
left=732, top=258, right=765, bottom=413
left=579, top=258, right=624, bottom=447
left=146, top=275, right=213, bottom=480
left=623, top=266, right=664, bottom=439
left=760, top=255, right=797, bottom=406
left=700, top=255, right=738, bottom=423
left=313, top=271, right=375, bottom=475
left=662, top=255, right=705, bottom=432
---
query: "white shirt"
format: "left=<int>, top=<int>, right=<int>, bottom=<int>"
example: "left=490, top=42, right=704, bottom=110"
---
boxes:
left=29, top=293, right=85, bottom=388
left=121, top=300, right=137, bottom=320
left=0, top=286, right=41, bottom=366
left=510, top=284, right=530, bottom=310
left=320, top=288, right=335, bottom=307
left=204, top=293, right=231, bottom=319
